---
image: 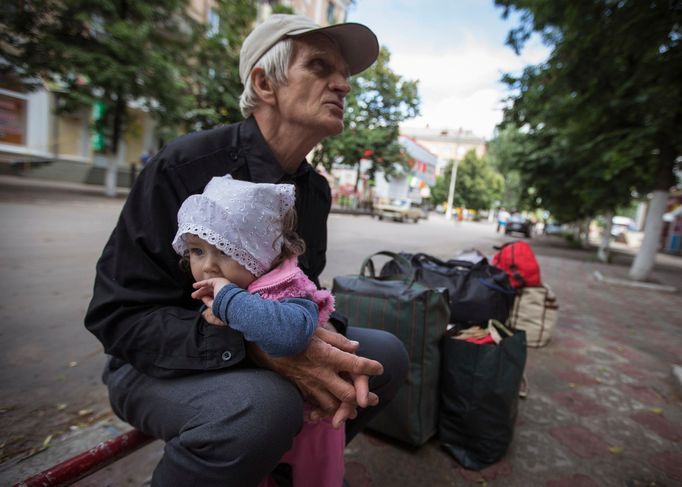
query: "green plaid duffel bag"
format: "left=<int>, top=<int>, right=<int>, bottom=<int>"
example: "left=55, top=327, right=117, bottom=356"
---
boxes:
left=332, top=251, right=450, bottom=446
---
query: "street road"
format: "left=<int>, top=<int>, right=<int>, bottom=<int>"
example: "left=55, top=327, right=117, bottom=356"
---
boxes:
left=0, top=178, right=505, bottom=461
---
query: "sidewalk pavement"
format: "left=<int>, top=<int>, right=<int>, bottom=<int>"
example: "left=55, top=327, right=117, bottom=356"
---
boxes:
left=1, top=175, right=681, bottom=486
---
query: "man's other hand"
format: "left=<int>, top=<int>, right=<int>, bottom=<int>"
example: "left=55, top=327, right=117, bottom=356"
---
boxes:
left=247, top=327, right=383, bottom=419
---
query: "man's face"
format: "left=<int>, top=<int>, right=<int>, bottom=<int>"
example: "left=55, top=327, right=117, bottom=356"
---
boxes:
left=275, top=33, right=351, bottom=138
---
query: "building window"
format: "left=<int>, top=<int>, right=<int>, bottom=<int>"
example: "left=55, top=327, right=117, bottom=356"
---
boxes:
left=0, top=93, right=27, bottom=145
left=207, top=8, right=220, bottom=37
left=326, top=2, right=336, bottom=24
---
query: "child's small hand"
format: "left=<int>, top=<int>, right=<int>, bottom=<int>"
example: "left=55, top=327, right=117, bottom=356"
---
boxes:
left=191, top=278, right=232, bottom=307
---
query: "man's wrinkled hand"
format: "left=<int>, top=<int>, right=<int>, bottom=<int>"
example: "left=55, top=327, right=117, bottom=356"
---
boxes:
left=248, top=327, right=383, bottom=418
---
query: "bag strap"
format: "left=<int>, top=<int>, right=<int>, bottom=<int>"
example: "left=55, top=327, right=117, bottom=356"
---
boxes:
left=360, top=251, right=414, bottom=280
left=509, top=241, right=526, bottom=287
left=411, top=252, right=447, bottom=266
left=479, top=278, right=517, bottom=296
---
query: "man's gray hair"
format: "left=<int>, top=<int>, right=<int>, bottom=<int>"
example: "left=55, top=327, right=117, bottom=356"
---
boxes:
left=239, top=38, right=294, bottom=118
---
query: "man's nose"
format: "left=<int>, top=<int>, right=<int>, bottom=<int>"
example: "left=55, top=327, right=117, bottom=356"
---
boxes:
left=331, top=73, right=350, bottom=96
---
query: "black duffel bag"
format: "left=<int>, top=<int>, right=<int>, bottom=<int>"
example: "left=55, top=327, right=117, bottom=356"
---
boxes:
left=380, top=252, right=516, bottom=326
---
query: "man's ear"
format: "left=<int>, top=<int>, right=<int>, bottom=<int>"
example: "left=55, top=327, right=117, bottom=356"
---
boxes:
left=250, top=67, right=276, bottom=107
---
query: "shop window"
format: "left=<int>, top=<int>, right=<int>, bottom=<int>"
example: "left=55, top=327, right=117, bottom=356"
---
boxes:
left=0, top=93, right=26, bottom=145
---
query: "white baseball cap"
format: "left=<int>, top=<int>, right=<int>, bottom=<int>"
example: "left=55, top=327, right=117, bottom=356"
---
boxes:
left=239, top=14, right=379, bottom=84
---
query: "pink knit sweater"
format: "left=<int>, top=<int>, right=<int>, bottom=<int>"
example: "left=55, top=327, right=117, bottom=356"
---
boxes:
left=248, top=257, right=335, bottom=326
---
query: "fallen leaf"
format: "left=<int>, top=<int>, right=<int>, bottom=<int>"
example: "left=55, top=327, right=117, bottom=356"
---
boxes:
left=569, top=383, right=576, bottom=388
left=69, top=361, right=78, bottom=367
left=650, top=407, right=663, bottom=414
left=608, top=446, right=624, bottom=455
left=77, top=409, right=93, bottom=417
left=56, top=403, right=67, bottom=411
left=42, top=435, right=53, bottom=448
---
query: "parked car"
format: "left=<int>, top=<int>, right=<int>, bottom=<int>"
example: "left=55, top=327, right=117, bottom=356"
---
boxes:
left=374, top=199, right=424, bottom=223
left=611, top=216, right=636, bottom=237
left=505, top=214, right=533, bottom=238
left=543, top=222, right=567, bottom=235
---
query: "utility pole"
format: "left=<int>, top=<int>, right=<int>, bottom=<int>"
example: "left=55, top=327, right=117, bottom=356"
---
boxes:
left=445, top=158, right=460, bottom=220
left=445, top=128, right=463, bottom=221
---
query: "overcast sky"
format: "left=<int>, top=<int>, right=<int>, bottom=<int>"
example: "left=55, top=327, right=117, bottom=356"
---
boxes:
left=346, top=0, right=550, bottom=140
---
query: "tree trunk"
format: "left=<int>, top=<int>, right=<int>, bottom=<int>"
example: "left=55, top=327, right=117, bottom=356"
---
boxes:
left=105, top=94, right=126, bottom=197
left=628, top=142, right=676, bottom=281
left=628, top=190, right=668, bottom=280
left=576, top=218, right=590, bottom=248
left=597, top=211, right=614, bottom=263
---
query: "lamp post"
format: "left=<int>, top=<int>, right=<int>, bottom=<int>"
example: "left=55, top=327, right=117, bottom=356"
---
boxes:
left=445, top=134, right=465, bottom=221
left=445, top=158, right=459, bottom=220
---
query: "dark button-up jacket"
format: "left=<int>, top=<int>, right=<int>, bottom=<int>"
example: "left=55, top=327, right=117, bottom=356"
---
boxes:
left=85, top=118, right=332, bottom=378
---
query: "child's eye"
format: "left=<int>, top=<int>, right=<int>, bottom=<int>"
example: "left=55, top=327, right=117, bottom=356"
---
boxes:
left=189, top=247, right=204, bottom=256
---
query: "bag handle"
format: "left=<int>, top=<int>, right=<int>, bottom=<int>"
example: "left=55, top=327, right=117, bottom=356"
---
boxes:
left=360, top=251, right=414, bottom=280
left=412, top=253, right=487, bottom=269
left=478, top=278, right=517, bottom=296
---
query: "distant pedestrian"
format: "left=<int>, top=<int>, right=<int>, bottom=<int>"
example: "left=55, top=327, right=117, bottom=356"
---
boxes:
left=139, top=149, right=151, bottom=168
left=497, top=207, right=510, bottom=233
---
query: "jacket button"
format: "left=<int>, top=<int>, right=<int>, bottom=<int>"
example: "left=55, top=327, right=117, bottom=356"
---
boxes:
left=221, top=351, right=232, bottom=361
left=229, top=151, right=238, bottom=160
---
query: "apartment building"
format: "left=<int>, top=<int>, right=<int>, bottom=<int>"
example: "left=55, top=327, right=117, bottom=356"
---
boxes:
left=400, top=126, right=487, bottom=177
left=0, top=0, right=352, bottom=186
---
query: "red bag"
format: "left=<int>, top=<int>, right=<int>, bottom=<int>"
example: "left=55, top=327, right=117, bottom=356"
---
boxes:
left=492, top=241, right=541, bottom=288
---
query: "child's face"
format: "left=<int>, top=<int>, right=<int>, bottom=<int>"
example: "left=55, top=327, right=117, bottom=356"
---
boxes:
left=185, top=234, right=257, bottom=289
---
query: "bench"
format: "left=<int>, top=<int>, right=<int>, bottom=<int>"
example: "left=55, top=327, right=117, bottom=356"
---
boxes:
left=13, top=429, right=153, bottom=487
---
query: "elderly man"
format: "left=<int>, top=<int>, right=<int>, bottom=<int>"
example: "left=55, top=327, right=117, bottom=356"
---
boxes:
left=85, top=14, right=408, bottom=487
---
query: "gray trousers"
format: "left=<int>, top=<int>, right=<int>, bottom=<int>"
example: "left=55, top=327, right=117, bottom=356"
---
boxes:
left=104, top=327, right=408, bottom=487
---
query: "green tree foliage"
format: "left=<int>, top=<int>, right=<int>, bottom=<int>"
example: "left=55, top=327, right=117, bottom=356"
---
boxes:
left=1, top=0, right=197, bottom=154
left=495, top=0, right=681, bottom=222
left=311, top=47, right=420, bottom=181
left=430, top=150, right=504, bottom=210
left=183, top=0, right=257, bottom=131
left=487, top=125, right=527, bottom=211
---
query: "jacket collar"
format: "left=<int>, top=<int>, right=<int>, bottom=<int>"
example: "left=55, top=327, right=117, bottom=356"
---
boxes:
left=248, top=257, right=300, bottom=293
left=240, top=117, right=311, bottom=184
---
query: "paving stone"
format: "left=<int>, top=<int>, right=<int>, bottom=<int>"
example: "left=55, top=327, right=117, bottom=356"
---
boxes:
left=649, top=451, right=682, bottom=483
left=552, top=391, right=608, bottom=416
left=510, top=429, right=574, bottom=473
left=553, top=350, right=596, bottom=366
left=631, top=411, right=682, bottom=441
left=545, top=473, right=600, bottom=487
left=622, top=384, right=667, bottom=406
left=555, top=369, right=602, bottom=386
left=549, top=425, right=610, bottom=459
left=580, top=385, right=648, bottom=414
left=519, top=394, right=576, bottom=426
left=576, top=363, right=636, bottom=386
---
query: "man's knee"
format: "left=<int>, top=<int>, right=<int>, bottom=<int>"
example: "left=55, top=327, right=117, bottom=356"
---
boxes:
left=185, top=372, right=304, bottom=462
left=349, top=327, right=409, bottom=388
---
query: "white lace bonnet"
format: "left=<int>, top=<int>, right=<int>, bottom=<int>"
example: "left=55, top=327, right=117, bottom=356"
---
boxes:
left=172, top=175, right=296, bottom=277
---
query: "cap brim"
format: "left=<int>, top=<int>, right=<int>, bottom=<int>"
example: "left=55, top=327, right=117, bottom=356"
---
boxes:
left=290, top=22, right=379, bottom=76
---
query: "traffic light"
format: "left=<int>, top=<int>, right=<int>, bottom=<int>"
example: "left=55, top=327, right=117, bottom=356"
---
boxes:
left=91, top=101, right=106, bottom=152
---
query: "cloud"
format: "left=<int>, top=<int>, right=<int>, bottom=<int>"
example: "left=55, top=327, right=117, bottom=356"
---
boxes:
left=391, top=34, right=549, bottom=139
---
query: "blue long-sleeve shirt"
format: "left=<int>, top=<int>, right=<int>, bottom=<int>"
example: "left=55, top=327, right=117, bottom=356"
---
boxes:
left=212, top=284, right=317, bottom=357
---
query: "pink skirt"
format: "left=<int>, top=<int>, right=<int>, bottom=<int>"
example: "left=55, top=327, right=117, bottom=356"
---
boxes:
left=259, top=415, right=345, bottom=487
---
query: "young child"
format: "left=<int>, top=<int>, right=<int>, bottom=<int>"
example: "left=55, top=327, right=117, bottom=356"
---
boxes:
left=172, top=175, right=344, bottom=487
